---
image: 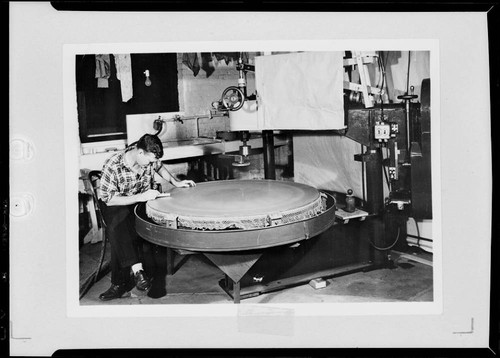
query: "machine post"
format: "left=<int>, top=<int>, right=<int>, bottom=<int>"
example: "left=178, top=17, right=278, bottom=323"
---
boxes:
left=397, top=86, right=418, bottom=158
left=355, top=147, right=387, bottom=265
left=262, top=130, right=276, bottom=179
left=356, top=148, right=384, bottom=215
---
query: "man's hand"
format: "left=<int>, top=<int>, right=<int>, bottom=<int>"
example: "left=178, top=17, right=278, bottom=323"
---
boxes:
left=141, top=189, right=161, bottom=201
left=175, top=180, right=196, bottom=188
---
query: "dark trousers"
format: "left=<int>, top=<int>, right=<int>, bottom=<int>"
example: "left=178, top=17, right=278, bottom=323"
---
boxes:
left=100, top=201, right=168, bottom=287
left=100, top=202, right=143, bottom=285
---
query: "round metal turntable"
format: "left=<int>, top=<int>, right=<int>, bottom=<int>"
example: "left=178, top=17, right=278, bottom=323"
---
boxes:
left=135, top=180, right=337, bottom=302
left=145, top=179, right=326, bottom=230
left=136, top=180, right=336, bottom=252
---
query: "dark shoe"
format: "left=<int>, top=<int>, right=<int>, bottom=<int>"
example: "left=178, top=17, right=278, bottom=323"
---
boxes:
left=99, top=284, right=131, bottom=301
left=134, top=270, right=151, bottom=291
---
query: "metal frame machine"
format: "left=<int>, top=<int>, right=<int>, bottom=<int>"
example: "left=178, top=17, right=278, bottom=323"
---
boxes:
left=135, top=51, right=432, bottom=302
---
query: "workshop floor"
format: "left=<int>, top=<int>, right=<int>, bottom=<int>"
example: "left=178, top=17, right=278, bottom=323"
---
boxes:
left=79, top=241, right=433, bottom=305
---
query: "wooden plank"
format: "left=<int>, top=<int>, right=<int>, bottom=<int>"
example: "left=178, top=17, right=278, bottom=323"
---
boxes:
left=225, top=262, right=375, bottom=300
left=354, top=51, right=374, bottom=108
left=391, top=250, right=433, bottom=267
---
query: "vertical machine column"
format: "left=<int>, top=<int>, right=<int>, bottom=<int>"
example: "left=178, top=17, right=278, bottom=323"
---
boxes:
left=355, top=147, right=387, bottom=265
left=262, top=130, right=276, bottom=180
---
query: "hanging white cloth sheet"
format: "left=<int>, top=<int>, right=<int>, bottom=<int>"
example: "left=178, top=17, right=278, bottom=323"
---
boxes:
left=114, top=54, right=133, bottom=102
left=255, top=51, right=345, bottom=130
left=293, top=134, right=364, bottom=196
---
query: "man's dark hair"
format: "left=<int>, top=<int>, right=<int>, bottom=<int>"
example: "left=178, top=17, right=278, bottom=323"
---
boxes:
left=136, top=134, right=164, bottom=159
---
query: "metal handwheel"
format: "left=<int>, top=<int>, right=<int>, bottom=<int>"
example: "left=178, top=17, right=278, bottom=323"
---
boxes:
left=221, top=86, right=245, bottom=111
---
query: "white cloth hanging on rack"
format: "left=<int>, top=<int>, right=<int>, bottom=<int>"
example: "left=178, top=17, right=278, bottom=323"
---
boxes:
left=114, top=54, right=133, bottom=102
left=293, top=134, right=363, bottom=196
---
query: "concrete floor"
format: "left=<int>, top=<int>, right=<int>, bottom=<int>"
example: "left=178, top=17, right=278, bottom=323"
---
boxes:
left=79, top=242, right=433, bottom=305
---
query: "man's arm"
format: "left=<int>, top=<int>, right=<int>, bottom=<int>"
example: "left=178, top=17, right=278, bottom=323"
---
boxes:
left=157, top=163, right=196, bottom=188
left=106, top=190, right=159, bottom=206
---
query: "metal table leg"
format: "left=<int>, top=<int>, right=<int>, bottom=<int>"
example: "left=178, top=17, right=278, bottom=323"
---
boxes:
left=233, top=281, right=241, bottom=304
left=166, top=248, right=174, bottom=276
left=204, top=252, right=262, bottom=304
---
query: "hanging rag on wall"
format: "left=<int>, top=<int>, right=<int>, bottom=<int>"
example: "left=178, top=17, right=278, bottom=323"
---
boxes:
left=213, top=52, right=247, bottom=65
left=182, top=53, right=200, bottom=76
left=95, top=54, right=110, bottom=88
left=182, top=52, right=250, bottom=77
left=200, top=52, right=215, bottom=77
left=113, top=54, right=133, bottom=102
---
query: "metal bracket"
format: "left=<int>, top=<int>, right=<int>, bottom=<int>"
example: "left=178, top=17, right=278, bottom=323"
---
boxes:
left=163, top=214, right=179, bottom=229
left=268, top=213, right=283, bottom=226
left=303, top=222, right=310, bottom=240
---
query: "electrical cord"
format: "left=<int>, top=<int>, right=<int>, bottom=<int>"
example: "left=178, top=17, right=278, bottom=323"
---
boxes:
left=376, top=52, right=394, bottom=194
left=376, top=52, right=384, bottom=89
left=383, top=166, right=390, bottom=191
left=406, top=51, right=411, bottom=94
left=360, top=144, right=366, bottom=204
left=380, top=146, right=392, bottom=192
left=368, top=226, right=401, bottom=251
left=382, top=51, right=391, bottom=102
left=377, top=52, right=385, bottom=93
left=376, top=51, right=389, bottom=104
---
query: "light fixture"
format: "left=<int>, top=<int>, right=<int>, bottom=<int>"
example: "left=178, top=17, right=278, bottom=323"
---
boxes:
left=144, top=69, right=152, bottom=87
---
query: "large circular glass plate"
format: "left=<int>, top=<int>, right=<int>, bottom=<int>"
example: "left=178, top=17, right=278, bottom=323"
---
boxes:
left=145, top=180, right=325, bottom=230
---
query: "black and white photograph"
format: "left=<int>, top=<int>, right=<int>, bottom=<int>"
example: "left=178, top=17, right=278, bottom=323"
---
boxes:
left=74, top=49, right=436, bottom=306
left=7, top=3, right=494, bottom=355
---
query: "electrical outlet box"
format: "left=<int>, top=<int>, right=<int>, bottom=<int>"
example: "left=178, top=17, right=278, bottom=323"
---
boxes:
left=374, top=122, right=391, bottom=141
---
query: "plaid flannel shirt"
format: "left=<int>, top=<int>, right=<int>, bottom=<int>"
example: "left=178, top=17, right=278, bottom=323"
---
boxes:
left=99, top=147, right=161, bottom=204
